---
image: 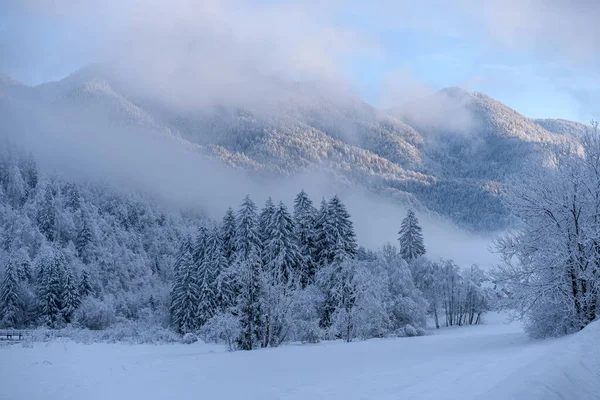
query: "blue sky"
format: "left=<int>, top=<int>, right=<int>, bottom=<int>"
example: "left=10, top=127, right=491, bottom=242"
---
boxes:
left=2, top=1, right=599, bottom=123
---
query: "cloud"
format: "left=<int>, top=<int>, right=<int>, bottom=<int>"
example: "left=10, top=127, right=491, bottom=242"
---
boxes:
left=381, top=70, right=478, bottom=135
left=4, top=0, right=374, bottom=111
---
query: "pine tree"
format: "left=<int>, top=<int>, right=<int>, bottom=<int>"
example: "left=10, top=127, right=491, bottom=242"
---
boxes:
left=0, top=259, right=22, bottom=328
left=21, top=152, right=38, bottom=197
left=79, top=269, right=93, bottom=298
left=193, top=226, right=209, bottom=267
left=76, top=209, right=94, bottom=263
left=233, top=195, right=263, bottom=350
left=328, top=195, right=357, bottom=260
left=264, top=202, right=302, bottom=285
left=37, top=249, right=65, bottom=328
left=398, top=209, right=426, bottom=262
left=197, top=226, right=222, bottom=326
left=61, top=268, right=80, bottom=323
left=7, top=165, right=25, bottom=208
left=37, top=185, right=56, bottom=242
left=293, top=190, right=318, bottom=286
left=14, top=248, right=32, bottom=284
left=205, top=226, right=233, bottom=311
left=221, top=207, right=237, bottom=264
left=314, top=198, right=333, bottom=267
left=258, top=197, right=276, bottom=244
left=314, top=196, right=357, bottom=267
left=170, top=248, right=200, bottom=333
left=261, top=202, right=302, bottom=346
left=65, top=183, right=81, bottom=211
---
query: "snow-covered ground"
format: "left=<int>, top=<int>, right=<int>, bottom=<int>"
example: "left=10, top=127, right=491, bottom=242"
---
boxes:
left=2, top=313, right=598, bottom=400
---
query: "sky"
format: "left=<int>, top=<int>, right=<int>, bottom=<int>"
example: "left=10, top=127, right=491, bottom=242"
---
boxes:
left=1, top=0, right=599, bottom=122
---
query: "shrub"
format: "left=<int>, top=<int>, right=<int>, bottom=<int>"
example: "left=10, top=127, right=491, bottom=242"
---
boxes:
left=75, top=297, right=115, bottom=330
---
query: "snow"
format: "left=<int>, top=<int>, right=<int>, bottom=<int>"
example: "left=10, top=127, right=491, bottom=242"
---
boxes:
left=2, top=313, right=598, bottom=400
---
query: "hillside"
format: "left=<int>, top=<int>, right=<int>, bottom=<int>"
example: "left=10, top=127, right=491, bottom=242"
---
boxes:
left=0, top=66, right=586, bottom=232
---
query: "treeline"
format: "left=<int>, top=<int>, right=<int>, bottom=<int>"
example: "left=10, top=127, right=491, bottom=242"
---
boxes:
left=0, top=142, right=493, bottom=345
left=169, top=194, right=493, bottom=350
left=170, top=192, right=429, bottom=348
left=0, top=141, right=195, bottom=330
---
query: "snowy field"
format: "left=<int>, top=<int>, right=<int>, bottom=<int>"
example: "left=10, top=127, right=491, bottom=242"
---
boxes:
left=1, top=313, right=598, bottom=400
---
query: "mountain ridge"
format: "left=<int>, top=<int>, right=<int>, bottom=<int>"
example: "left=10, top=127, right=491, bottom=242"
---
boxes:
left=0, top=67, right=589, bottom=232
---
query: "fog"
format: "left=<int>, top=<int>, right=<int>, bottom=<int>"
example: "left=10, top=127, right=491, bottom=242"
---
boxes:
left=14, top=0, right=580, bottom=269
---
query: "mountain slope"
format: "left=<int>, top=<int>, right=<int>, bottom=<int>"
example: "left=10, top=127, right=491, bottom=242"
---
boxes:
left=0, top=67, right=584, bottom=232
left=534, top=118, right=591, bottom=138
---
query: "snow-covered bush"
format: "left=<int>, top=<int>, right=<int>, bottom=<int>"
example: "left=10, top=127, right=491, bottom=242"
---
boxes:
left=200, top=313, right=241, bottom=351
left=182, top=332, right=198, bottom=344
left=75, top=297, right=115, bottom=330
left=403, top=324, right=418, bottom=337
left=289, top=285, right=323, bottom=343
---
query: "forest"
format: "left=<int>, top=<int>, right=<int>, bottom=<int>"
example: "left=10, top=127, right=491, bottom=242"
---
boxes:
left=0, top=141, right=493, bottom=348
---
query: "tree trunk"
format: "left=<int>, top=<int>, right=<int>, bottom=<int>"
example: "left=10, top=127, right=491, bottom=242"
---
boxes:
left=264, top=314, right=270, bottom=348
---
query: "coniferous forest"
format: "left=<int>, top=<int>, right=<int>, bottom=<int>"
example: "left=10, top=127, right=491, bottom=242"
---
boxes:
left=0, top=141, right=493, bottom=348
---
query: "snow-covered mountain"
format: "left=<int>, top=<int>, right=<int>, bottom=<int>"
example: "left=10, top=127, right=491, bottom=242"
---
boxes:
left=0, top=66, right=591, bottom=232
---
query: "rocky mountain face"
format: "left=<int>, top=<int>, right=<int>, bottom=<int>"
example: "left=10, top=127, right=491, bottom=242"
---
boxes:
left=1, top=66, right=590, bottom=232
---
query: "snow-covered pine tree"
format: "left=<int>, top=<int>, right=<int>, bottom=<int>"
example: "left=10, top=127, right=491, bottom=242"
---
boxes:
left=76, top=209, right=94, bottom=263
left=220, top=207, right=237, bottom=264
left=398, top=209, right=426, bottom=262
left=0, top=258, right=22, bottom=328
left=197, top=226, right=222, bottom=327
left=205, top=225, right=233, bottom=312
left=14, top=248, right=32, bottom=284
left=61, top=267, right=80, bottom=323
left=264, top=202, right=302, bottom=285
left=64, top=183, right=81, bottom=211
left=318, top=236, right=352, bottom=329
left=79, top=269, right=93, bottom=298
left=314, top=198, right=334, bottom=267
left=170, top=248, right=200, bottom=333
left=37, top=248, right=65, bottom=327
left=37, top=185, right=56, bottom=242
left=293, top=190, right=318, bottom=286
left=258, top=197, right=276, bottom=245
left=261, top=202, right=303, bottom=347
left=233, top=195, right=264, bottom=350
left=328, top=195, right=358, bottom=260
left=193, top=226, right=209, bottom=267
left=20, top=152, right=38, bottom=198
left=7, top=165, right=25, bottom=208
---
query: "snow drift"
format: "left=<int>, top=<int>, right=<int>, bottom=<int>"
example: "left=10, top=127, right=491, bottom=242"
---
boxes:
left=479, top=319, right=600, bottom=400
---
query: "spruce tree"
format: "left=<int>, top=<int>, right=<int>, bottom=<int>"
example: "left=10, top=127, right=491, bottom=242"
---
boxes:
left=398, top=209, right=426, bottom=262
left=197, top=226, right=222, bottom=326
left=205, top=225, right=233, bottom=311
left=76, top=209, right=93, bottom=263
left=14, top=248, right=32, bottom=284
left=264, top=202, right=302, bottom=285
left=170, top=248, right=200, bottom=333
left=258, top=197, right=276, bottom=244
left=221, top=207, right=237, bottom=264
left=21, top=152, right=38, bottom=197
left=61, top=268, right=80, bottom=323
left=293, top=190, right=318, bottom=286
left=328, top=195, right=357, bottom=260
left=37, top=249, right=65, bottom=328
left=193, top=226, right=209, bottom=267
left=37, top=185, right=56, bottom=242
left=79, top=269, right=93, bottom=298
left=233, top=195, right=263, bottom=350
left=0, top=259, right=22, bottom=328
left=314, top=198, right=333, bottom=267
left=7, top=165, right=25, bottom=208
